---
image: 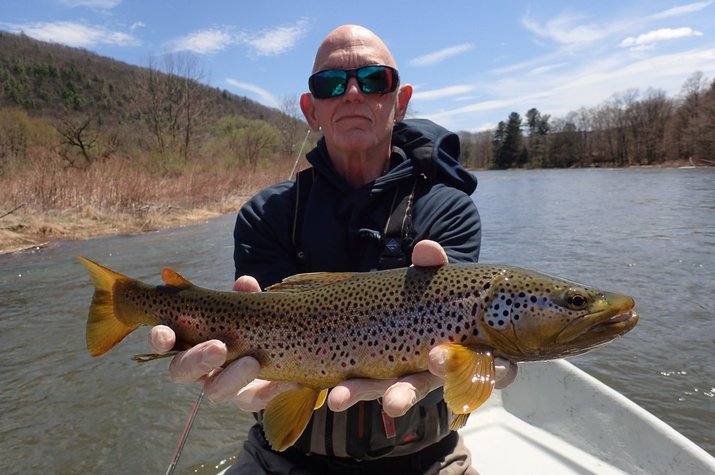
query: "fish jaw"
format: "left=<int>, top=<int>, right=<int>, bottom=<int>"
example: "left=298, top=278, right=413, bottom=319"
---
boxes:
left=553, top=291, right=638, bottom=354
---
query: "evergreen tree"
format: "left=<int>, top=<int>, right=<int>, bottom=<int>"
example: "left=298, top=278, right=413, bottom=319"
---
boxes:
left=494, top=112, right=524, bottom=169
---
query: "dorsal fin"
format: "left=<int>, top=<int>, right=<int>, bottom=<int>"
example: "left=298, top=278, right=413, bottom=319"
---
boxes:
left=266, top=272, right=355, bottom=293
left=161, top=268, right=193, bottom=289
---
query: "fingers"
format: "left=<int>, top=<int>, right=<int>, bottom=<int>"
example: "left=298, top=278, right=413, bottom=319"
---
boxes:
left=203, top=356, right=262, bottom=403
left=168, top=340, right=228, bottom=384
left=326, top=372, right=442, bottom=417
left=233, top=379, right=301, bottom=412
left=149, top=325, right=176, bottom=354
left=412, top=240, right=448, bottom=267
left=233, top=275, right=261, bottom=292
left=494, top=357, right=518, bottom=389
left=327, top=378, right=396, bottom=412
left=382, top=372, right=444, bottom=417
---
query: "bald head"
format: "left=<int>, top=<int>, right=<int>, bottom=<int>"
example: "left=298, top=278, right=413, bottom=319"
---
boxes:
left=312, top=25, right=397, bottom=73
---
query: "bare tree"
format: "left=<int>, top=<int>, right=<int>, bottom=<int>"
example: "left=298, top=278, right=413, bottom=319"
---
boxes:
left=55, top=115, right=98, bottom=167
left=141, top=53, right=207, bottom=162
left=277, top=94, right=305, bottom=158
left=54, top=114, right=118, bottom=168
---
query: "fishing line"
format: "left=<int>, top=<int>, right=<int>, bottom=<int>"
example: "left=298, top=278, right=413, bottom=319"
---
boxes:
left=289, top=129, right=312, bottom=180
left=165, top=389, right=204, bottom=475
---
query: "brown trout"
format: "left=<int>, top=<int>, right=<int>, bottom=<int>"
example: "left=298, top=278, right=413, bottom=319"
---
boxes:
left=79, top=256, right=638, bottom=451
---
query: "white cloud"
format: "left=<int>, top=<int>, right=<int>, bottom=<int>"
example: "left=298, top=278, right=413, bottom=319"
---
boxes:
left=226, top=79, right=279, bottom=108
left=521, top=12, right=609, bottom=45
left=649, top=1, right=713, bottom=19
left=412, top=85, right=475, bottom=101
left=130, top=21, right=145, bottom=31
left=242, top=18, right=310, bottom=56
left=171, top=28, right=234, bottom=55
left=169, top=19, right=311, bottom=57
left=409, top=43, right=474, bottom=67
left=2, top=21, right=138, bottom=47
left=423, top=47, right=715, bottom=131
left=621, top=27, right=704, bottom=49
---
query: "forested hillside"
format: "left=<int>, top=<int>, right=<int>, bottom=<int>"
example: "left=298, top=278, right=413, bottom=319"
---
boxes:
left=0, top=31, right=307, bottom=176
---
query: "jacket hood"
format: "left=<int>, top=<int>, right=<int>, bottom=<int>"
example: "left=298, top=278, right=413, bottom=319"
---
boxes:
left=392, top=118, right=477, bottom=195
left=306, top=118, right=477, bottom=195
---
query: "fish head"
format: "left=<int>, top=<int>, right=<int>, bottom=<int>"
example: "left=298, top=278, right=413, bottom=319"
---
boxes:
left=480, top=268, right=639, bottom=361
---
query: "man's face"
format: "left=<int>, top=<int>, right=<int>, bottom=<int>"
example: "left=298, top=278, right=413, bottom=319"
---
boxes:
left=301, top=30, right=410, bottom=159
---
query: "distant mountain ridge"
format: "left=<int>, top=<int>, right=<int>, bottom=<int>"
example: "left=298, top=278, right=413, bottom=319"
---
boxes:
left=0, top=30, right=285, bottom=125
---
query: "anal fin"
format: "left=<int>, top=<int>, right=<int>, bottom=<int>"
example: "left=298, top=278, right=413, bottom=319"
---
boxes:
left=263, top=386, right=320, bottom=451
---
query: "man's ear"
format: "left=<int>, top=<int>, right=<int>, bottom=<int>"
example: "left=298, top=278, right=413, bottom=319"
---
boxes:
left=300, top=93, right=321, bottom=132
left=395, top=84, right=413, bottom=121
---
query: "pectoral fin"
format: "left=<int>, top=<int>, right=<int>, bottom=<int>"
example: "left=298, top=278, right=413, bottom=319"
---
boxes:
left=437, top=344, right=495, bottom=430
left=315, top=388, right=328, bottom=410
left=263, top=386, right=322, bottom=451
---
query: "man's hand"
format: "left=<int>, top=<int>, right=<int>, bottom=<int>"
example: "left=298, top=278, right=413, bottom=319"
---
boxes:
left=148, top=276, right=263, bottom=403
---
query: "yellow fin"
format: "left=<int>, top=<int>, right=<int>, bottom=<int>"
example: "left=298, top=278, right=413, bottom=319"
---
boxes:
left=451, top=413, right=470, bottom=430
left=436, top=343, right=495, bottom=431
left=263, top=386, right=320, bottom=451
left=161, top=268, right=193, bottom=289
left=315, top=388, right=328, bottom=410
left=266, top=272, right=355, bottom=292
left=78, top=256, right=139, bottom=356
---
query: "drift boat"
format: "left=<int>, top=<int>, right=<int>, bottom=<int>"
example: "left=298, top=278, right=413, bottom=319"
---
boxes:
left=461, top=360, right=715, bottom=474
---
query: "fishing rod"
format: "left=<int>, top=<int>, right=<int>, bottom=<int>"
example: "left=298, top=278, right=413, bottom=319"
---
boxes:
left=165, top=389, right=204, bottom=475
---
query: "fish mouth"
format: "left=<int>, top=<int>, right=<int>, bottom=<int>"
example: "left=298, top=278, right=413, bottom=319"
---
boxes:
left=555, top=296, right=638, bottom=346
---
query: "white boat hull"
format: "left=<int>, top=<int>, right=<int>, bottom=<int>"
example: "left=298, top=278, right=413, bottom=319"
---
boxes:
left=462, top=360, right=715, bottom=474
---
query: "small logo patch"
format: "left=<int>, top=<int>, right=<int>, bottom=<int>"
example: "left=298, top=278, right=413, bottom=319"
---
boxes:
left=385, top=238, right=401, bottom=253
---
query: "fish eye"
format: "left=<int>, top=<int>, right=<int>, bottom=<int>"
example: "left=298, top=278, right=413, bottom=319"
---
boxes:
left=566, top=292, right=588, bottom=309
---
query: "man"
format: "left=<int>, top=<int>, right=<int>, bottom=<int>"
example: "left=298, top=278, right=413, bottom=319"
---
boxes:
left=150, top=25, right=516, bottom=474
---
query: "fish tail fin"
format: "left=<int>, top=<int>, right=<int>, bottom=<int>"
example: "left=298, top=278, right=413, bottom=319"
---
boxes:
left=78, top=256, right=153, bottom=357
left=262, top=386, right=324, bottom=451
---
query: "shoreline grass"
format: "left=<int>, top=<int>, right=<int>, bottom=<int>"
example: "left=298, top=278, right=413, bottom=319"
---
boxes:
left=0, top=149, right=295, bottom=254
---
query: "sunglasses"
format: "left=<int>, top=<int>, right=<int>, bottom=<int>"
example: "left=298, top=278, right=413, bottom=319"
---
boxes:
left=308, top=65, right=400, bottom=99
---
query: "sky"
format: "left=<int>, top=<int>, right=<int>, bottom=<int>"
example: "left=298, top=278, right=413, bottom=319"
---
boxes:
left=2, top=0, right=715, bottom=132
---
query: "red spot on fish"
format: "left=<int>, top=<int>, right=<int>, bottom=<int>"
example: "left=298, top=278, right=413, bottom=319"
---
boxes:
left=370, top=352, right=376, bottom=358
left=297, top=355, right=303, bottom=361
left=341, top=362, right=347, bottom=368
left=276, top=363, right=282, bottom=369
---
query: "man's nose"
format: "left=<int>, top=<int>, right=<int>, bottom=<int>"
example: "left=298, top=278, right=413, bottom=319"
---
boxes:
left=343, top=77, right=364, bottom=100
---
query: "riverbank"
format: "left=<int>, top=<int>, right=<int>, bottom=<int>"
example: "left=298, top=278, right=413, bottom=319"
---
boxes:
left=0, top=197, right=249, bottom=255
left=3, top=161, right=707, bottom=256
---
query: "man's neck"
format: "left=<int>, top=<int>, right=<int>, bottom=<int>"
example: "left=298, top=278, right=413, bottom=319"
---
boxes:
left=328, top=144, right=391, bottom=188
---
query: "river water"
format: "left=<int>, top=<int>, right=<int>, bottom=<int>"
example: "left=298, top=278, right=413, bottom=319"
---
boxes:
left=1, top=168, right=713, bottom=474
